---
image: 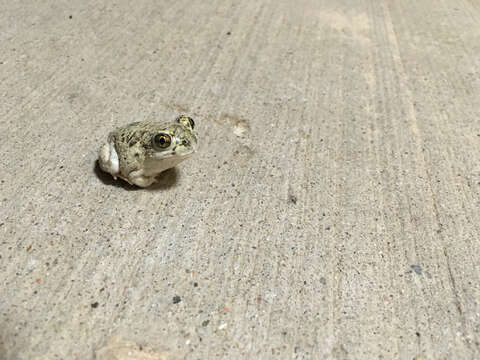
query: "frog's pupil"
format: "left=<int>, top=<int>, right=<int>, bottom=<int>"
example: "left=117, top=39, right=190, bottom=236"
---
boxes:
left=159, top=137, right=165, bottom=144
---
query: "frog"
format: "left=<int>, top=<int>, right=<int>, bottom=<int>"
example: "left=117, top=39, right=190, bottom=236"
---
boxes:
left=98, top=115, right=197, bottom=187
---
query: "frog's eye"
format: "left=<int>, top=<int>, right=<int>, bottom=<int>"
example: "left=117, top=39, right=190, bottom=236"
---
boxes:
left=152, top=133, right=172, bottom=150
left=176, top=115, right=195, bottom=130
left=187, top=117, right=195, bottom=129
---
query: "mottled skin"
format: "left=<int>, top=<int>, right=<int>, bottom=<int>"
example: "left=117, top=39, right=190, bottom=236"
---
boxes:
left=98, top=115, right=197, bottom=187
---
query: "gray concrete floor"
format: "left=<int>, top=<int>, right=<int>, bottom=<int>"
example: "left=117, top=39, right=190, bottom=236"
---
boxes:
left=1, top=0, right=479, bottom=359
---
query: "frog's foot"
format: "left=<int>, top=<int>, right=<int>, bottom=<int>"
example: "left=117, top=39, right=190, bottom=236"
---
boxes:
left=98, top=142, right=119, bottom=178
left=128, top=169, right=157, bottom=188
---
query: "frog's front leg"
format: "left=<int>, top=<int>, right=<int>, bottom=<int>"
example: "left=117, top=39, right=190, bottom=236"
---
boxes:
left=127, top=169, right=157, bottom=188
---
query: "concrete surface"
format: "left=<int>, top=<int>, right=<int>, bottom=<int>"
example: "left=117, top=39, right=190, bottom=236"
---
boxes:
left=0, top=0, right=479, bottom=359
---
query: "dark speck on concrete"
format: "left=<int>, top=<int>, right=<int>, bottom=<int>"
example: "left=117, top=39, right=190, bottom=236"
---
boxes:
left=226, top=31, right=231, bottom=35
left=410, top=264, right=423, bottom=275
left=69, top=15, right=73, bottom=19
left=202, top=320, right=210, bottom=327
left=289, top=195, right=297, bottom=205
left=91, top=302, right=99, bottom=308
left=416, top=332, right=421, bottom=337
left=173, top=295, right=181, bottom=304
left=193, top=282, right=198, bottom=287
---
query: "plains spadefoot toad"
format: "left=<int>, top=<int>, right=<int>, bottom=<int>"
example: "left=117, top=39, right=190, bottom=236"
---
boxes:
left=98, top=115, right=197, bottom=187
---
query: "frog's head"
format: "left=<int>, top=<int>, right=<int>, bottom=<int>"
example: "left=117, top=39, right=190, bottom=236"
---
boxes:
left=147, top=115, right=198, bottom=172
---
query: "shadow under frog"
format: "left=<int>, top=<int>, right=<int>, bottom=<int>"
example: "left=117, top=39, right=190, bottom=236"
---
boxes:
left=94, top=160, right=179, bottom=191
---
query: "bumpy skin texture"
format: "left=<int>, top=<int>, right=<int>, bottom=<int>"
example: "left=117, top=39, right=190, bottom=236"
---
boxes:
left=98, top=115, right=197, bottom=187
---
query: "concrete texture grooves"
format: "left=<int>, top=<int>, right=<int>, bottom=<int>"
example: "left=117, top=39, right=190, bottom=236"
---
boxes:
left=0, top=0, right=479, bottom=359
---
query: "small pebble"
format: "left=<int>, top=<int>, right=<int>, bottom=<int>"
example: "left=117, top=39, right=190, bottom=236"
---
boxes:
left=410, top=264, right=423, bottom=275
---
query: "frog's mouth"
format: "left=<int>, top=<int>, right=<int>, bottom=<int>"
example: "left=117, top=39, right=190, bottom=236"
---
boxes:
left=152, top=143, right=195, bottom=158
left=151, top=150, right=193, bottom=160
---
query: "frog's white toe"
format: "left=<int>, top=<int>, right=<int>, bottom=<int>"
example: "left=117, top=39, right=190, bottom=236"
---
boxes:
left=98, top=142, right=119, bottom=177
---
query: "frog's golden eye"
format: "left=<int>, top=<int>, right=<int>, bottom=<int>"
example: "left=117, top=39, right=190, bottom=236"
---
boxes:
left=152, top=133, right=172, bottom=149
